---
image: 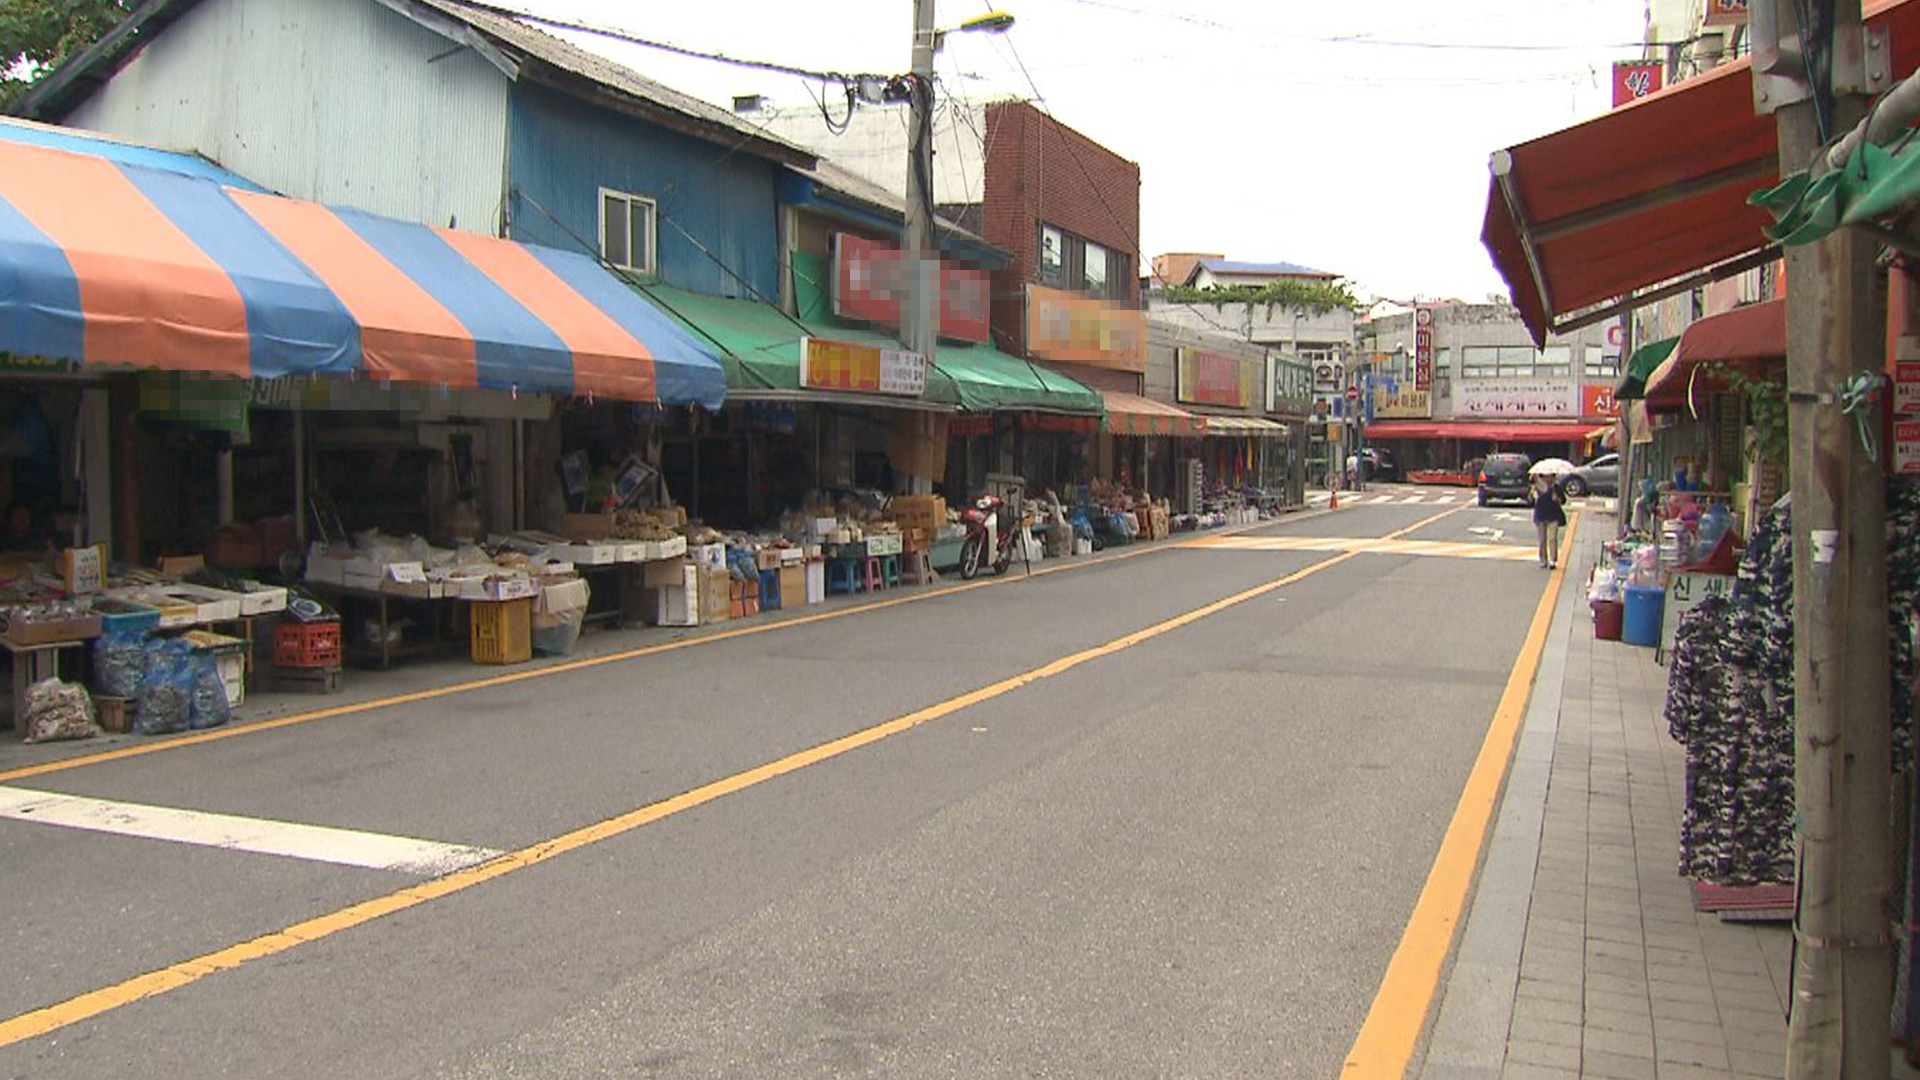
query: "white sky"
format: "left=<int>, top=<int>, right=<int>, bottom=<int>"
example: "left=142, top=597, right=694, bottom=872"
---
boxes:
left=519, top=0, right=1648, bottom=305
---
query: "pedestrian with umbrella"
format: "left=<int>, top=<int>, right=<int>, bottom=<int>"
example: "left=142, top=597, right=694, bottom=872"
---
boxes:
left=1528, top=458, right=1573, bottom=568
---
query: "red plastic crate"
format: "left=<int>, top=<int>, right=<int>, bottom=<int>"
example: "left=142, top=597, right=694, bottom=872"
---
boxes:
left=274, top=620, right=342, bottom=669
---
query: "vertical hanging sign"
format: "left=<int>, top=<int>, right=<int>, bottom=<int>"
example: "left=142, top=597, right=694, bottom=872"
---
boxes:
left=1413, top=304, right=1434, bottom=391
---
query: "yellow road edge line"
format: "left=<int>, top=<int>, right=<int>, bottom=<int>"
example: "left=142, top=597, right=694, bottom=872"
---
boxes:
left=0, top=508, right=1333, bottom=786
left=1339, top=510, right=1578, bottom=1080
left=0, top=505, right=1460, bottom=1050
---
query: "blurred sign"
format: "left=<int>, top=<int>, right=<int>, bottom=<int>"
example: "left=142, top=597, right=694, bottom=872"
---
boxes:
left=1372, top=386, right=1432, bottom=419
left=949, top=415, right=995, bottom=436
left=1582, top=384, right=1622, bottom=419
left=799, top=337, right=927, bottom=396
left=1266, top=355, right=1314, bottom=416
left=834, top=232, right=989, bottom=344
left=1177, top=347, right=1255, bottom=407
left=1025, top=284, right=1147, bottom=372
left=1413, top=304, right=1435, bottom=390
left=1703, top=0, right=1747, bottom=27
left=1456, top=379, right=1578, bottom=418
left=1899, top=421, right=1920, bottom=473
left=1612, top=61, right=1663, bottom=107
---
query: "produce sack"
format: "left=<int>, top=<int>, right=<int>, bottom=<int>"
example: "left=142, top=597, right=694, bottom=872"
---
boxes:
left=94, top=630, right=150, bottom=699
left=22, top=677, right=98, bottom=743
left=187, top=651, right=230, bottom=730
left=135, top=639, right=194, bottom=735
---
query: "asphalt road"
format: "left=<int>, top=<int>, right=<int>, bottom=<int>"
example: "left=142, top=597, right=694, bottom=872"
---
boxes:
left=0, top=488, right=1560, bottom=1079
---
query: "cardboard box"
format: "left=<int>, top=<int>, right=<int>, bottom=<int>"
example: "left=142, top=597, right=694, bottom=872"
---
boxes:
left=62, top=544, right=106, bottom=595
left=3, top=613, right=102, bottom=646
left=688, top=543, right=726, bottom=570
left=697, top=567, right=731, bottom=623
left=644, top=558, right=690, bottom=587
left=482, top=576, right=540, bottom=602
left=648, top=564, right=698, bottom=627
left=539, top=577, right=590, bottom=616
left=778, top=565, right=806, bottom=608
left=561, top=541, right=620, bottom=566
left=381, top=563, right=440, bottom=599
left=654, top=505, right=688, bottom=527
left=755, top=548, right=782, bottom=571
left=642, top=536, right=687, bottom=561
left=888, top=495, right=947, bottom=532
left=808, top=517, right=838, bottom=539
left=560, top=513, right=619, bottom=541
left=616, top=542, right=647, bottom=563
left=156, top=553, right=205, bottom=577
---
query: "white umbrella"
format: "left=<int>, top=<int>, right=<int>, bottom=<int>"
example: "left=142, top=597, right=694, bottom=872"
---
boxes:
left=1529, top=457, right=1576, bottom=477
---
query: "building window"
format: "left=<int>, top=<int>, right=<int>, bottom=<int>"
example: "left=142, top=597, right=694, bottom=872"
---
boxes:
left=1584, top=345, right=1619, bottom=378
left=1085, top=241, right=1109, bottom=300
left=1040, top=225, right=1065, bottom=288
left=1537, top=345, right=1571, bottom=377
left=1038, top=221, right=1127, bottom=303
left=1497, top=345, right=1537, bottom=378
left=1435, top=347, right=1451, bottom=377
left=599, top=188, right=656, bottom=274
left=1462, top=346, right=1500, bottom=378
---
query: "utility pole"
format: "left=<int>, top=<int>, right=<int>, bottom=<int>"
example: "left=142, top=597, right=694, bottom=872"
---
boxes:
left=1754, top=3, right=1894, bottom=1076
left=903, top=0, right=938, bottom=368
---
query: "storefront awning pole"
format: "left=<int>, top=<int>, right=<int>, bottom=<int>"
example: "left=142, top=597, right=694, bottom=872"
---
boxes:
left=293, top=407, right=307, bottom=546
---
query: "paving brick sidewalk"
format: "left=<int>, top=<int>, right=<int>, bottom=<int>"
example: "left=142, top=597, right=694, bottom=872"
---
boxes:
left=1420, top=511, right=1792, bottom=1080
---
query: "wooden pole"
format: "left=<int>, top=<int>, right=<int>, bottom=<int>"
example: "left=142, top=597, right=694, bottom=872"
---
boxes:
left=1774, top=22, right=1895, bottom=1075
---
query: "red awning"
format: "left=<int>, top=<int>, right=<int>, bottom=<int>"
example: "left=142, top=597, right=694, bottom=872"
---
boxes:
left=1366, top=421, right=1598, bottom=443
left=1643, top=299, right=1785, bottom=412
left=1100, top=389, right=1206, bottom=437
left=1482, top=0, right=1920, bottom=344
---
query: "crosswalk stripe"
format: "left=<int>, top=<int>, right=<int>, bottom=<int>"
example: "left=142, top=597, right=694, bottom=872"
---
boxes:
left=0, top=786, right=501, bottom=875
left=1399, top=495, right=1427, bottom=504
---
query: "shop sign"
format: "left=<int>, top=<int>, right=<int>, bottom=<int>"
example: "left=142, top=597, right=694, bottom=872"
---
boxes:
left=1660, top=571, right=1734, bottom=654
left=1413, top=304, right=1435, bottom=390
left=1612, top=61, right=1663, bottom=107
left=1455, top=379, right=1579, bottom=418
left=1266, top=355, right=1313, bottom=416
left=140, top=371, right=248, bottom=433
left=1177, top=347, right=1256, bottom=408
left=949, top=415, right=995, bottom=436
left=833, top=232, right=990, bottom=344
left=1025, top=284, right=1147, bottom=373
left=1702, top=0, right=1747, bottom=27
left=1582, top=384, right=1622, bottom=419
left=1372, top=386, right=1432, bottom=419
left=1898, top=421, right=1920, bottom=473
left=1897, top=337, right=1920, bottom=415
left=245, top=376, right=550, bottom=419
left=0, top=353, right=76, bottom=374
left=799, top=337, right=927, bottom=397
left=1019, top=412, right=1098, bottom=435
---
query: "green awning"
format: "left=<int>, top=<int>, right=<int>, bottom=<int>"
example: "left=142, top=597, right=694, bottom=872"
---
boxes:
left=642, top=283, right=1101, bottom=415
left=1615, top=336, right=1678, bottom=401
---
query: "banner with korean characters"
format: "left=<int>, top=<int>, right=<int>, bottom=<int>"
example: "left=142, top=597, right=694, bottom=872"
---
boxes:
left=1896, top=336, right=1920, bottom=473
left=800, top=337, right=927, bottom=397
left=1371, top=383, right=1431, bottom=419
left=1413, top=304, right=1434, bottom=390
left=1455, top=379, right=1579, bottom=419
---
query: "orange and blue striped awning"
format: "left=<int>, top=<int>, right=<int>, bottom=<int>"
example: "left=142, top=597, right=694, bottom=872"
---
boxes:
left=0, top=138, right=725, bottom=408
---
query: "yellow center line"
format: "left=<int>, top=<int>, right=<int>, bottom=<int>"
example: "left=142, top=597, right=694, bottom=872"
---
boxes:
left=0, top=506, right=1336, bottom=785
left=1339, top=510, right=1580, bottom=1080
left=0, top=505, right=1462, bottom=1048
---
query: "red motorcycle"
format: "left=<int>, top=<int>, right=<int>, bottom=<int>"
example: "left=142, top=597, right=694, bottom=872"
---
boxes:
left=958, top=493, right=1021, bottom=579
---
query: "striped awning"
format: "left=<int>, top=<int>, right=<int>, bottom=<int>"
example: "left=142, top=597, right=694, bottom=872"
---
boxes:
left=1201, top=414, right=1289, bottom=437
left=0, top=138, right=725, bottom=408
left=1100, top=390, right=1206, bottom=436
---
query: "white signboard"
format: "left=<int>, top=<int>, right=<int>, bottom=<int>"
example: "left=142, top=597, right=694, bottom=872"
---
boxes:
left=1660, top=571, right=1734, bottom=656
left=1454, top=379, right=1580, bottom=419
left=1898, top=420, right=1920, bottom=474
left=1896, top=336, right=1920, bottom=415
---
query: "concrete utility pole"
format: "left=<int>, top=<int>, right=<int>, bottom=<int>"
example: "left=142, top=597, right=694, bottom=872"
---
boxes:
left=903, top=0, right=939, bottom=368
left=1755, top=2, right=1894, bottom=1076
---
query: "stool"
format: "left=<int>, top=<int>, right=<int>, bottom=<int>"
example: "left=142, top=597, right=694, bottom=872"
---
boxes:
left=862, top=556, right=886, bottom=593
left=900, top=550, right=937, bottom=585
left=881, top=554, right=901, bottom=588
left=758, top=568, right=781, bottom=611
left=827, top=557, right=862, bottom=595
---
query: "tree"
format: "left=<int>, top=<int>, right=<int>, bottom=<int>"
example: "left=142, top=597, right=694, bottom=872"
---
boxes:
left=0, top=0, right=130, bottom=111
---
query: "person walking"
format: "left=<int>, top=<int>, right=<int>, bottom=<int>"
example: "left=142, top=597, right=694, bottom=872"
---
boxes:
left=1532, top=474, right=1567, bottom=568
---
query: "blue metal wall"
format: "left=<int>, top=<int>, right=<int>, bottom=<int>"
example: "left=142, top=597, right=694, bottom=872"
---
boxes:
left=506, top=81, right=780, bottom=301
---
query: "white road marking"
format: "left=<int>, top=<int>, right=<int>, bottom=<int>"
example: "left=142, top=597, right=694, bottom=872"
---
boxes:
left=0, top=785, right=501, bottom=875
left=1366, top=495, right=1396, bottom=505
left=1399, top=495, right=1427, bottom=504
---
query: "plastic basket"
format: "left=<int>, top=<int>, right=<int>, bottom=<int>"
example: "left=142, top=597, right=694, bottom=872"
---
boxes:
left=470, top=598, right=532, bottom=664
left=274, top=620, right=342, bottom=668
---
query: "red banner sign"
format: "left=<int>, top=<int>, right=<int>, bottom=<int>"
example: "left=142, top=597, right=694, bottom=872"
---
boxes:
left=1703, top=0, right=1748, bottom=27
left=1413, top=304, right=1434, bottom=391
left=1612, top=61, right=1663, bottom=108
left=1582, top=383, right=1622, bottom=420
left=948, top=415, right=995, bottom=437
left=833, top=232, right=990, bottom=344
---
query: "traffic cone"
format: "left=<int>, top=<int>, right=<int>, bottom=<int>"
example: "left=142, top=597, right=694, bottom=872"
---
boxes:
left=1328, top=486, right=1339, bottom=510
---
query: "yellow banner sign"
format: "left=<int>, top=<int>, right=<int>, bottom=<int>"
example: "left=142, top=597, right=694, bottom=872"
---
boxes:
left=1371, top=387, right=1432, bottom=419
left=799, top=337, right=927, bottom=397
left=1025, top=284, right=1147, bottom=372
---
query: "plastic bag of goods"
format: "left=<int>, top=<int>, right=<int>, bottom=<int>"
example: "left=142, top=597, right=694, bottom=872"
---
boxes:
left=94, top=630, right=150, bottom=698
left=22, top=677, right=98, bottom=743
left=532, top=611, right=585, bottom=657
left=135, top=639, right=194, bottom=735
left=187, top=651, right=230, bottom=730
left=1587, top=566, right=1620, bottom=603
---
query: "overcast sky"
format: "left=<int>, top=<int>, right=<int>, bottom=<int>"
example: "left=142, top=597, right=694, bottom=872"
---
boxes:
left=520, top=0, right=1648, bottom=305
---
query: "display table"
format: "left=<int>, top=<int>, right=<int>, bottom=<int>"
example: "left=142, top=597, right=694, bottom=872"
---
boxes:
left=303, top=584, right=455, bottom=670
left=3, top=638, right=84, bottom=735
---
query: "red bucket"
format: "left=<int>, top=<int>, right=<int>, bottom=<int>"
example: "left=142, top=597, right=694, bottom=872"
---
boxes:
left=1591, top=598, right=1624, bottom=641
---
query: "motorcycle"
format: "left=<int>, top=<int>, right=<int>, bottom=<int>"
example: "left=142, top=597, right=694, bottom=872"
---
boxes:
left=958, top=492, right=1022, bottom=580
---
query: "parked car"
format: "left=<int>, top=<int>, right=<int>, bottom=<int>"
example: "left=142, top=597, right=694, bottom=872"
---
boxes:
left=1344, top=447, right=1399, bottom=484
left=1558, top=452, right=1619, bottom=498
left=1477, top=452, right=1534, bottom=506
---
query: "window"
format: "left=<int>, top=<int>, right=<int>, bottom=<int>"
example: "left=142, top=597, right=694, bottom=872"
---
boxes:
left=1462, top=346, right=1500, bottom=378
left=1497, top=345, right=1536, bottom=378
left=599, top=188, right=656, bottom=274
left=1435, top=347, right=1451, bottom=377
left=1584, top=345, right=1619, bottom=378
left=1084, top=241, right=1109, bottom=300
left=1040, top=225, right=1065, bottom=288
left=1537, top=346, right=1571, bottom=377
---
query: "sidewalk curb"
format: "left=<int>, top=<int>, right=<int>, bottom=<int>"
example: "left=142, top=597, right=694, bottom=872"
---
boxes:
left=1417, top=516, right=1591, bottom=1080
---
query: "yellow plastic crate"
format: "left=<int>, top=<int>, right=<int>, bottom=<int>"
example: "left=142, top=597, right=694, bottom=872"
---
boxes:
left=469, top=598, right=532, bottom=664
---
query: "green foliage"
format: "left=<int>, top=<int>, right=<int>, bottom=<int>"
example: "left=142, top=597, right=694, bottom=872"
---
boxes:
left=1703, top=361, right=1789, bottom=471
left=0, top=0, right=129, bottom=109
left=1163, top=278, right=1359, bottom=318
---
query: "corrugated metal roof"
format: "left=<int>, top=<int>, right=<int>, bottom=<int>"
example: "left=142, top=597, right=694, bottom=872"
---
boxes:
left=1198, top=257, right=1336, bottom=276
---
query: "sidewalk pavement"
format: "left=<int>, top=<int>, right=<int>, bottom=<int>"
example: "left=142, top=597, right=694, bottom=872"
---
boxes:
left=1419, top=508, right=1796, bottom=1080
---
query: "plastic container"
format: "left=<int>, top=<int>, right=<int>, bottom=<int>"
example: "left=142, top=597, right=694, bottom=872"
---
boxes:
left=470, top=598, right=532, bottom=664
left=1693, top=503, right=1731, bottom=561
left=531, top=615, right=583, bottom=657
left=1622, top=585, right=1665, bottom=646
left=1592, top=598, right=1624, bottom=641
left=274, top=620, right=342, bottom=668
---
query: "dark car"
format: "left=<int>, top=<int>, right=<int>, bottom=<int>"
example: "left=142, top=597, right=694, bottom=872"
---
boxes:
left=1477, top=452, right=1534, bottom=507
left=1345, top=447, right=1399, bottom=484
left=1558, top=453, right=1619, bottom=498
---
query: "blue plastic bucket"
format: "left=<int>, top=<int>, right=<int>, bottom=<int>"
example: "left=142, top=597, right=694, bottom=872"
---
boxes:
left=1622, top=585, right=1665, bottom=646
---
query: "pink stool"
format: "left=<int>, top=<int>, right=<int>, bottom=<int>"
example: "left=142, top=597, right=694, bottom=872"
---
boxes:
left=862, top=556, right=886, bottom=592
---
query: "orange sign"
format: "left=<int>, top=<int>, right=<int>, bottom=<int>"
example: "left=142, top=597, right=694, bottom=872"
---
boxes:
left=799, top=337, right=927, bottom=397
left=1024, top=284, right=1146, bottom=372
left=1582, top=383, right=1622, bottom=419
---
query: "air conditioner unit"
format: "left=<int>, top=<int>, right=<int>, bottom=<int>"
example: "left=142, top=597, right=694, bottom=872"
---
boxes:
left=1313, top=361, right=1341, bottom=382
